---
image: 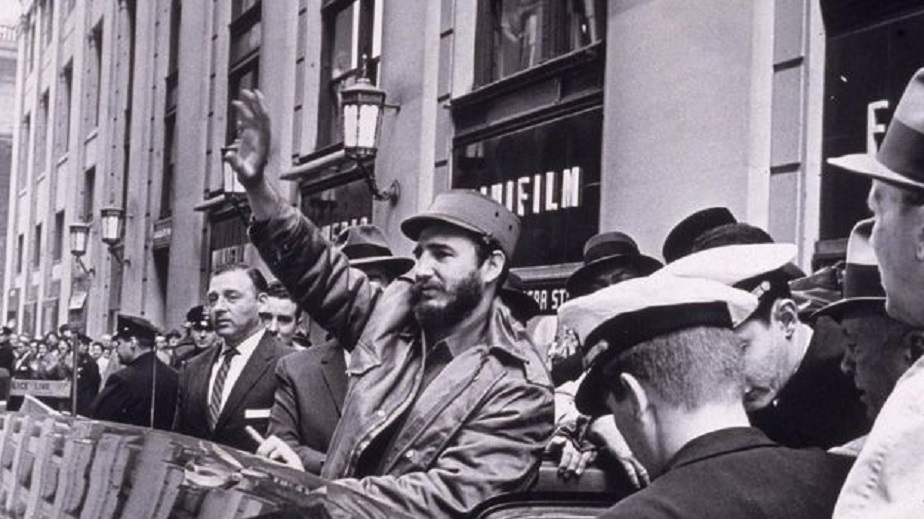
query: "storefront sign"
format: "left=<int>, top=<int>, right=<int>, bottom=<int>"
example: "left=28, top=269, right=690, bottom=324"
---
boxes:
left=454, top=108, right=602, bottom=268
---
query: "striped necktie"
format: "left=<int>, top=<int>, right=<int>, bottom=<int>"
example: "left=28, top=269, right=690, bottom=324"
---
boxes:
left=208, top=348, right=238, bottom=429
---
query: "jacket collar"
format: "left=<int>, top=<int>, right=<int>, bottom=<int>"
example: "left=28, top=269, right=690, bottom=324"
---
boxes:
left=664, top=427, right=777, bottom=473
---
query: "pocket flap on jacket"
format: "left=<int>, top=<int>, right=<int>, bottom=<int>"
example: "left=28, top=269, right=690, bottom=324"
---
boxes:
left=346, top=341, right=380, bottom=376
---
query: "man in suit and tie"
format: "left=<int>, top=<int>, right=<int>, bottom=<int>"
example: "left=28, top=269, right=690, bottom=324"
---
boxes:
left=256, top=225, right=415, bottom=473
left=173, top=264, right=294, bottom=452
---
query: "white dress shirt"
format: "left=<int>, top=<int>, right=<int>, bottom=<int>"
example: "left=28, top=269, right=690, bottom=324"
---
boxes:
left=208, top=328, right=264, bottom=414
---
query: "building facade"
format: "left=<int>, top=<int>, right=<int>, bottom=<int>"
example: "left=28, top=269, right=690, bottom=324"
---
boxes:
left=3, top=0, right=922, bottom=337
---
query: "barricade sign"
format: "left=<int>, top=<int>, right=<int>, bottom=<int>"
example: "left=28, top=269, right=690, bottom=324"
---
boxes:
left=10, top=379, right=72, bottom=398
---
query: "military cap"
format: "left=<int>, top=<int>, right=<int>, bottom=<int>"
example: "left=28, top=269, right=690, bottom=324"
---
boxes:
left=811, top=219, right=885, bottom=321
left=662, top=207, right=737, bottom=263
left=559, top=275, right=758, bottom=416
left=335, top=224, right=415, bottom=278
left=828, top=67, right=924, bottom=191
left=659, top=243, right=799, bottom=304
left=185, top=305, right=212, bottom=331
left=401, top=189, right=521, bottom=259
left=114, top=314, right=159, bottom=346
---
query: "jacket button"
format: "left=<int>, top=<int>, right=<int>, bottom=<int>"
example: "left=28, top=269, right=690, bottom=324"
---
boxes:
left=375, top=410, right=386, bottom=419
left=405, top=449, right=416, bottom=460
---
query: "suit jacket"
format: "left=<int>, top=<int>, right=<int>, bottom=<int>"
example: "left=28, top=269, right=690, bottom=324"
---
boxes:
left=91, top=351, right=179, bottom=429
left=173, top=330, right=294, bottom=453
left=601, top=427, right=853, bottom=518
left=749, top=325, right=868, bottom=449
left=267, top=339, right=348, bottom=473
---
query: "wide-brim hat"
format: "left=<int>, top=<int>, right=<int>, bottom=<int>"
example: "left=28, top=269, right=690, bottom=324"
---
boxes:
left=336, top=224, right=415, bottom=278
left=812, top=219, right=886, bottom=321
left=789, top=261, right=844, bottom=322
left=827, top=68, right=924, bottom=191
left=559, top=275, right=758, bottom=416
left=500, top=271, right=540, bottom=322
left=662, top=207, right=737, bottom=263
left=401, top=189, right=521, bottom=259
left=566, top=232, right=663, bottom=297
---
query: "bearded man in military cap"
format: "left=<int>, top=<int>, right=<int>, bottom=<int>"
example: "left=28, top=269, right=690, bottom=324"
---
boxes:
left=224, top=90, right=553, bottom=517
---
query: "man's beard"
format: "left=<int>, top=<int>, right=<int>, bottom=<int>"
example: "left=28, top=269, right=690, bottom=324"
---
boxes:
left=412, top=270, right=485, bottom=332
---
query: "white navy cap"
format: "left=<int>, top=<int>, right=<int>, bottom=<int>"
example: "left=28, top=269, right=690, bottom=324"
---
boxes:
left=559, top=275, right=758, bottom=416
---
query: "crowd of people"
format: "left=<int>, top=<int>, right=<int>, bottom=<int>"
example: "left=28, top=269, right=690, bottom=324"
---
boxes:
left=3, top=69, right=924, bottom=518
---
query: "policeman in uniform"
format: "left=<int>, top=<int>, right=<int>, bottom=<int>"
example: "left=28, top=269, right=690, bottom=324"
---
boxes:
left=91, top=314, right=179, bottom=429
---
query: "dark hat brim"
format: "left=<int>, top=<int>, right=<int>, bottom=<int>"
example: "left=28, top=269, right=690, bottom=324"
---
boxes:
left=500, top=289, right=541, bottom=321
left=828, top=154, right=924, bottom=192
left=350, top=256, right=416, bottom=278
left=810, top=297, right=886, bottom=322
left=566, top=254, right=663, bottom=297
left=575, top=366, right=610, bottom=417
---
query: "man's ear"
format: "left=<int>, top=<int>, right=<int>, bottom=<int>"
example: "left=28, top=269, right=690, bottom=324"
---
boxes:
left=481, top=250, right=506, bottom=285
left=619, top=372, right=650, bottom=422
left=903, top=329, right=924, bottom=364
left=774, top=299, right=799, bottom=339
left=257, top=292, right=269, bottom=306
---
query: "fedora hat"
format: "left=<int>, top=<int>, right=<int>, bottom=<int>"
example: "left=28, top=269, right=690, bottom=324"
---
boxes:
left=789, top=262, right=844, bottom=323
left=566, top=232, right=663, bottom=298
left=811, top=219, right=885, bottom=321
left=662, top=207, right=737, bottom=263
left=500, top=271, right=540, bottom=323
left=559, top=275, right=758, bottom=416
left=335, top=225, right=415, bottom=278
left=401, top=189, right=521, bottom=259
left=828, top=68, right=924, bottom=191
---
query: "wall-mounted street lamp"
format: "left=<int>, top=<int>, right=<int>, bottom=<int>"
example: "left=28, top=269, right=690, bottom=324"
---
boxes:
left=100, top=207, right=130, bottom=265
left=340, top=58, right=400, bottom=203
left=220, top=142, right=249, bottom=225
left=68, top=222, right=94, bottom=275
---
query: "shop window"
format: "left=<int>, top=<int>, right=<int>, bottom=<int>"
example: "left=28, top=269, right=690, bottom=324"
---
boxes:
left=42, top=0, right=54, bottom=47
left=17, top=114, right=29, bottom=191
left=227, top=0, right=261, bottom=144
left=56, top=62, right=73, bottom=156
left=53, top=210, right=64, bottom=262
left=161, top=115, right=176, bottom=218
left=35, top=91, right=48, bottom=177
left=82, top=167, right=96, bottom=222
left=25, top=18, right=35, bottom=73
left=33, top=224, right=42, bottom=268
left=88, top=24, right=103, bottom=129
left=317, top=0, right=382, bottom=149
left=476, top=0, right=604, bottom=86
left=819, top=5, right=924, bottom=240
left=16, top=234, right=23, bottom=274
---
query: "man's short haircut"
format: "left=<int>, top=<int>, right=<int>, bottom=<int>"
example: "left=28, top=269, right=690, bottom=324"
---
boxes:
left=604, top=326, right=744, bottom=410
left=265, top=280, right=294, bottom=301
left=211, top=263, right=269, bottom=294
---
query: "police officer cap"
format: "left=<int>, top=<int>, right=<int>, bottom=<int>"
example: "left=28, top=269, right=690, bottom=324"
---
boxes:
left=559, top=275, right=758, bottom=416
left=401, top=189, right=521, bottom=259
left=114, top=314, right=159, bottom=347
left=185, top=305, right=212, bottom=331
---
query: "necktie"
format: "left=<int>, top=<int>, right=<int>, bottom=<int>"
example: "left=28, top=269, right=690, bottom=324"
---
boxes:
left=208, top=348, right=238, bottom=429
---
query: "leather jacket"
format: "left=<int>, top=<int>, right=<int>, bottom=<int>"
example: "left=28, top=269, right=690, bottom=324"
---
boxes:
left=250, top=205, right=554, bottom=517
